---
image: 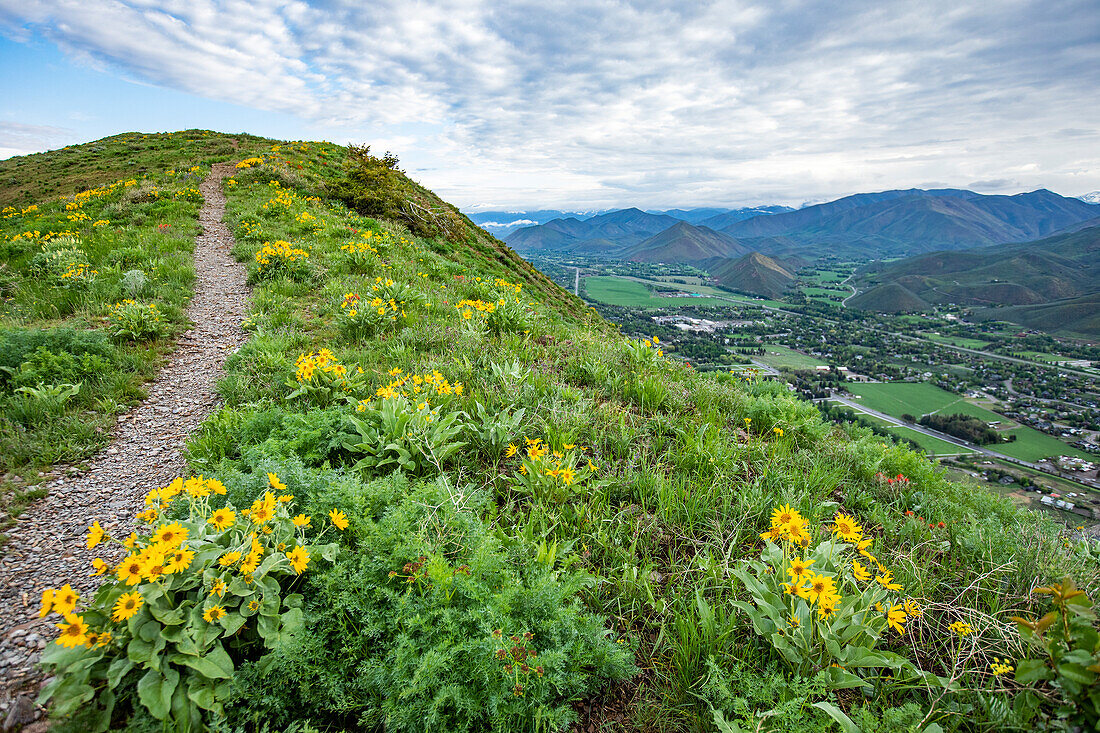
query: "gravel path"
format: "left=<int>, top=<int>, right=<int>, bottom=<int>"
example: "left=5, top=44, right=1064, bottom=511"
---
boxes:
left=0, top=163, right=248, bottom=728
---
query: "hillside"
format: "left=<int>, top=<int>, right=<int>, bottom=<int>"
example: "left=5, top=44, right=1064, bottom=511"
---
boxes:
left=624, top=221, right=749, bottom=262
left=4, top=133, right=1099, bottom=732
left=852, top=225, right=1100, bottom=334
left=973, top=292, right=1100, bottom=338
left=709, top=251, right=796, bottom=297
left=0, top=130, right=274, bottom=208
left=847, top=282, right=931, bottom=312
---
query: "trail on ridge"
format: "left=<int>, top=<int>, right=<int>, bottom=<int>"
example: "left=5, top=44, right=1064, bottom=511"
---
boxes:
left=0, top=163, right=249, bottom=720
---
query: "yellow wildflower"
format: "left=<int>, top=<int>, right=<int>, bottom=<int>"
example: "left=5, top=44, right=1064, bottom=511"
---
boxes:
left=112, top=592, right=144, bottom=622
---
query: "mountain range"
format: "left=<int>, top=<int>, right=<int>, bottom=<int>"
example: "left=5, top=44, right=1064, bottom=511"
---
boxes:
left=850, top=224, right=1100, bottom=337
left=504, top=189, right=1100, bottom=263
left=468, top=205, right=793, bottom=239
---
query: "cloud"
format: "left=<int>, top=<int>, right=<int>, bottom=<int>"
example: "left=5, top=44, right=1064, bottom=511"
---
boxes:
left=1, top=0, right=1098, bottom=208
left=479, top=219, right=536, bottom=228
left=0, top=120, right=73, bottom=157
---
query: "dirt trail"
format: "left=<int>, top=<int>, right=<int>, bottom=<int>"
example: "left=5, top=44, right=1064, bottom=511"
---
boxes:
left=0, top=163, right=248, bottom=726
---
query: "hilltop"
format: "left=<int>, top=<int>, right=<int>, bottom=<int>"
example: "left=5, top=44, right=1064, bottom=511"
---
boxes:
left=3, top=132, right=1099, bottom=733
left=624, top=220, right=749, bottom=263
left=708, top=251, right=797, bottom=298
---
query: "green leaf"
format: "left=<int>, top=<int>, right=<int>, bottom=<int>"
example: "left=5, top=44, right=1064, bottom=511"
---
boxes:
left=127, top=637, right=155, bottom=665
left=257, top=611, right=280, bottom=642
left=222, top=611, right=248, bottom=635
left=107, top=657, right=133, bottom=689
left=319, top=542, right=339, bottom=562
left=1015, top=658, right=1053, bottom=684
left=812, top=701, right=861, bottom=733
left=186, top=679, right=217, bottom=711
left=171, top=635, right=201, bottom=657
left=169, top=643, right=233, bottom=679
left=92, top=689, right=115, bottom=733
left=137, top=667, right=178, bottom=720
left=148, top=601, right=185, bottom=626
left=138, top=619, right=161, bottom=642
left=1057, top=661, right=1096, bottom=686
left=280, top=607, right=304, bottom=636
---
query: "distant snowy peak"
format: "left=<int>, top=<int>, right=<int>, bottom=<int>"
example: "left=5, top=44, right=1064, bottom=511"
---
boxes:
left=1078, top=191, right=1100, bottom=204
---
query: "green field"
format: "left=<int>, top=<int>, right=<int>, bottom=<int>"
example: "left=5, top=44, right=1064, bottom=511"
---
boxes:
left=924, top=334, right=993, bottom=349
left=1018, top=351, right=1070, bottom=363
left=846, top=383, right=1090, bottom=461
left=584, top=276, right=734, bottom=308
left=756, top=345, right=829, bottom=370
left=802, top=270, right=849, bottom=284
left=847, top=382, right=962, bottom=417
left=995, top=428, right=1093, bottom=462
left=888, top=426, right=977, bottom=456
left=849, top=383, right=1007, bottom=424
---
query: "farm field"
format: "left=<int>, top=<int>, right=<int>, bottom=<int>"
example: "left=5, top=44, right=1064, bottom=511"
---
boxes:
left=802, top=286, right=849, bottom=297
left=846, top=382, right=962, bottom=417
left=887, top=426, right=976, bottom=456
left=923, top=334, right=994, bottom=349
left=584, top=276, right=741, bottom=308
left=1016, top=351, right=1074, bottom=364
left=755, top=345, right=829, bottom=370
left=847, top=383, right=1091, bottom=461
left=997, top=428, right=1094, bottom=462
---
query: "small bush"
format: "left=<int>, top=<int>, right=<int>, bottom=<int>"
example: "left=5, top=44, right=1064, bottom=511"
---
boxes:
left=37, top=473, right=341, bottom=731
left=252, top=240, right=311, bottom=282
left=106, top=300, right=165, bottom=341
left=226, top=479, right=636, bottom=731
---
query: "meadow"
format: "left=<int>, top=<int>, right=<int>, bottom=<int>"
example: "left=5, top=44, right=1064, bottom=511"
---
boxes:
left=584, top=275, right=738, bottom=308
left=19, top=136, right=1100, bottom=733
left=755, top=345, right=830, bottom=371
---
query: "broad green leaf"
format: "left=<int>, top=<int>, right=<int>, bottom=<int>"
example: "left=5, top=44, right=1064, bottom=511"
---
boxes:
left=222, top=611, right=248, bottom=635
left=1057, top=661, right=1095, bottom=686
left=812, top=701, right=861, bottom=733
left=186, top=679, right=217, bottom=710
left=92, top=689, right=115, bottom=733
left=169, top=645, right=233, bottom=679
left=1014, top=658, right=1053, bottom=684
left=281, top=607, right=304, bottom=636
left=148, top=601, right=185, bottom=626
left=107, top=657, right=133, bottom=689
left=137, top=667, right=178, bottom=720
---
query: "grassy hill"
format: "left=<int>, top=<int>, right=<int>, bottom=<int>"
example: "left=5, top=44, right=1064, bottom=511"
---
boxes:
left=709, top=251, right=796, bottom=298
left=624, top=221, right=749, bottom=263
left=10, top=133, right=1100, bottom=732
left=852, top=226, right=1100, bottom=335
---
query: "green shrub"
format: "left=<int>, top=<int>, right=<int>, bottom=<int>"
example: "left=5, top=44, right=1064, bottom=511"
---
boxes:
left=252, top=240, right=312, bottom=282
left=106, top=300, right=165, bottom=341
left=226, top=479, right=635, bottom=731
left=334, top=145, right=469, bottom=240
left=1012, top=578, right=1100, bottom=727
left=345, top=394, right=466, bottom=476
left=10, top=346, right=115, bottom=391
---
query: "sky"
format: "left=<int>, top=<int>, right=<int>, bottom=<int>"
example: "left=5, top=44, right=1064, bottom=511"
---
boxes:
left=1, top=0, right=1098, bottom=211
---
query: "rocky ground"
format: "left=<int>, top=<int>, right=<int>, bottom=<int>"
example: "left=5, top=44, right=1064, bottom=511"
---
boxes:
left=0, top=163, right=248, bottom=730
